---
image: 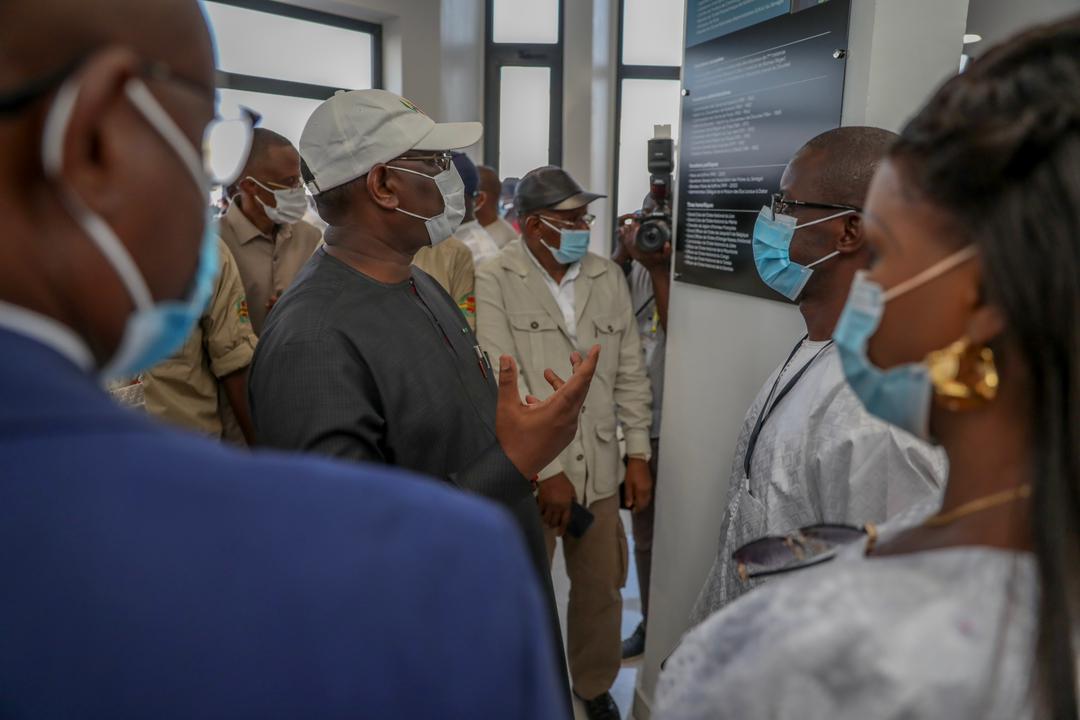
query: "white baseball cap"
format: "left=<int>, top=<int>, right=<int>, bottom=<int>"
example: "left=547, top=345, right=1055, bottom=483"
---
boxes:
left=300, top=89, right=483, bottom=194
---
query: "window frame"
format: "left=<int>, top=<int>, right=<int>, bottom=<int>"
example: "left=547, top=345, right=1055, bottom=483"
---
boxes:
left=483, top=0, right=565, bottom=177
left=208, top=0, right=383, bottom=101
left=611, top=0, right=682, bottom=247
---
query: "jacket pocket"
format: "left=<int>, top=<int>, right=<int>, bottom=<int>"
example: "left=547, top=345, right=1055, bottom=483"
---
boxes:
left=591, top=314, right=626, bottom=375
left=509, top=312, right=560, bottom=382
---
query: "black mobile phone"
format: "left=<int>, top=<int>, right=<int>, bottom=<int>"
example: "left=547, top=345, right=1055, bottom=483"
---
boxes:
left=566, top=502, right=594, bottom=538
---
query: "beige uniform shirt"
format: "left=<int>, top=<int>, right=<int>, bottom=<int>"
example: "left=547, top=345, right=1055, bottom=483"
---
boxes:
left=483, top=216, right=518, bottom=249
left=476, top=239, right=653, bottom=504
left=218, top=202, right=323, bottom=335
left=413, top=235, right=477, bottom=329
left=142, top=239, right=257, bottom=439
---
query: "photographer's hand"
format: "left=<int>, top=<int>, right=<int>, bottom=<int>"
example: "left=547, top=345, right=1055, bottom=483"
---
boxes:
left=622, top=225, right=672, bottom=333
left=612, top=214, right=637, bottom=270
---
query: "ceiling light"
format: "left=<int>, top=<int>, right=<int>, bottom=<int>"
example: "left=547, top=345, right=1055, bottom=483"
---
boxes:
left=963, top=33, right=983, bottom=44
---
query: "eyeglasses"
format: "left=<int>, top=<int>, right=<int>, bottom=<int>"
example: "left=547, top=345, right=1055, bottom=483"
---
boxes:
left=732, top=523, right=877, bottom=582
left=251, top=177, right=303, bottom=191
left=394, top=152, right=454, bottom=173
left=0, top=58, right=253, bottom=187
left=540, top=213, right=596, bottom=229
left=771, top=192, right=861, bottom=217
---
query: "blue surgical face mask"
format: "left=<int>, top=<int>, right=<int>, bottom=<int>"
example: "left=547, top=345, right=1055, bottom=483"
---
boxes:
left=540, top=217, right=590, bottom=265
left=42, top=76, right=218, bottom=381
left=833, top=245, right=980, bottom=440
left=753, top=205, right=854, bottom=300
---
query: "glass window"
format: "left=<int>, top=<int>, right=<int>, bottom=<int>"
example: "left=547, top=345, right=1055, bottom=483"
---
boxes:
left=622, top=0, right=685, bottom=66
left=616, top=78, right=682, bottom=215
left=204, top=1, right=374, bottom=90
left=217, top=89, right=324, bottom=147
left=498, top=66, right=551, bottom=179
left=492, top=0, right=559, bottom=44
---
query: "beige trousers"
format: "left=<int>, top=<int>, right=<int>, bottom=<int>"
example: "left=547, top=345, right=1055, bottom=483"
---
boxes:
left=544, top=495, right=628, bottom=700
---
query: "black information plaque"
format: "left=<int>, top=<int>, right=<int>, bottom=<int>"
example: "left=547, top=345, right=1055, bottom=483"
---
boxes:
left=674, top=0, right=851, bottom=300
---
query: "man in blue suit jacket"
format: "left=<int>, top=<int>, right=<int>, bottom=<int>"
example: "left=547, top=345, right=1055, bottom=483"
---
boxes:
left=0, top=0, right=595, bottom=716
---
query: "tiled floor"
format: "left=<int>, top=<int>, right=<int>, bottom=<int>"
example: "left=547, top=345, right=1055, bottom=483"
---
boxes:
left=550, top=509, right=643, bottom=720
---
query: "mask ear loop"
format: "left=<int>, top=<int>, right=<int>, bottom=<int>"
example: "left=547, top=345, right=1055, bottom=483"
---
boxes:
left=806, top=250, right=840, bottom=269
left=41, top=76, right=156, bottom=313
left=538, top=217, right=590, bottom=261
left=247, top=176, right=275, bottom=193
left=386, top=164, right=444, bottom=222
left=794, top=210, right=855, bottom=269
left=538, top=217, right=563, bottom=255
left=883, top=245, right=979, bottom=302
left=124, top=81, right=208, bottom=195
left=794, top=209, right=856, bottom=230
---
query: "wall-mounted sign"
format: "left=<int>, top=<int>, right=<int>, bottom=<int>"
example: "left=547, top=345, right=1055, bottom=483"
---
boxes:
left=674, top=0, right=851, bottom=300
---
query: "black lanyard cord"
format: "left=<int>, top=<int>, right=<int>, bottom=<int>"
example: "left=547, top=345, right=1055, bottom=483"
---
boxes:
left=743, top=336, right=834, bottom=479
left=634, top=294, right=655, bottom=318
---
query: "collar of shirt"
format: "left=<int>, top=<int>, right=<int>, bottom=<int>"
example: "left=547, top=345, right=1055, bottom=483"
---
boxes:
left=523, top=241, right=581, bottom=343
left=223, top=201, right=293, bottom=245
left=0, top=300, right=95, bottom=373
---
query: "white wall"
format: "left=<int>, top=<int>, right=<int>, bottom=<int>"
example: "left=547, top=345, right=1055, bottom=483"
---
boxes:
left=562, top=0, right=621, bottom=253
left=284, top=0, right=618, bottom=235
left=276, top=0, right=485, bottom=148
left=634, top=1, right=971, bottom=717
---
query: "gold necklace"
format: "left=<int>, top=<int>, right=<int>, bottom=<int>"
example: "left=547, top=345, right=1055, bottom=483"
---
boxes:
left=922, top=484, right=1032, bottom=528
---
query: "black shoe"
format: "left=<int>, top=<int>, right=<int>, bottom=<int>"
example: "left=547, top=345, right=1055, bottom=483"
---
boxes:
left=580, top=692, right=620, bottom=720
left=621, top=621, right=646, bottom=660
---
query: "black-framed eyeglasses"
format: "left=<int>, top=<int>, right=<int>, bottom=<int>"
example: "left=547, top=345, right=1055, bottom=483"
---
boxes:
left=771, top=192, right=861, bottom=218
left=541, top=213, right=596, bottom=229
left=394, top=152, right=454, bottom=173
left=732, top=522, right=877, bottom=582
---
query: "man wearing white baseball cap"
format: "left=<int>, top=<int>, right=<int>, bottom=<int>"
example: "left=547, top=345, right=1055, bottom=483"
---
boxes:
left=249, top=89, right=593, bottom=710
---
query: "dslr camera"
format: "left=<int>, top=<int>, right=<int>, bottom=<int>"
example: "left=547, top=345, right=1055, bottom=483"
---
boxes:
left=628, top=125, right=674, bottom=254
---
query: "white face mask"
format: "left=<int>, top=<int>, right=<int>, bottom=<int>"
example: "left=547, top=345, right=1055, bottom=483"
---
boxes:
left=248, top=177, right=308, bottom=225
left=387, top=164, right=466, bottom=246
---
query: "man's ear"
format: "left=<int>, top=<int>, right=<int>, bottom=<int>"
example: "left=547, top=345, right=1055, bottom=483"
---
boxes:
left=474, top=190, right=489, bottom=213
left=366, top=165, right=400, bottom=211
left=59, top=47, right=142, bottom=216
left=521, top=213, right=543, bottom=238
left=836, top=213, right=864, bottom=254
left=236, top=176, right=259, bottom=199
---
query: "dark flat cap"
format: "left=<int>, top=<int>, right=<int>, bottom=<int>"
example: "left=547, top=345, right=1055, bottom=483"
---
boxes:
left=514, top=166, right=606, bottom=215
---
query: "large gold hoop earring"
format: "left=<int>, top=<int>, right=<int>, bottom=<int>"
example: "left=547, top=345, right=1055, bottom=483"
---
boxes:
left=925, top=337, right=999, bottom=411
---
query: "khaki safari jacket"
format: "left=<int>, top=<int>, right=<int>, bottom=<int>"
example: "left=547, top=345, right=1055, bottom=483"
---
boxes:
left=413, top=235, right=477, bottom=330
left=218, top=202, right=323, bottom=336
left=476, top=239, right=652, bottom=505
left=142, top=238, right=257, bottom=440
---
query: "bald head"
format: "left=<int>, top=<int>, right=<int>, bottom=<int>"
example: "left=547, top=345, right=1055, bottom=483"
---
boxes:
left=0, top=0, right=216, bottom=368
left=0, top=0, right=214, bottom=189
left=239, top=128, right=295, bottom=177
left=788, top=126, right=898, bottom=208
left=475, top=165, right=502, bottom=226
left=0, top=0, right=213, bottom=85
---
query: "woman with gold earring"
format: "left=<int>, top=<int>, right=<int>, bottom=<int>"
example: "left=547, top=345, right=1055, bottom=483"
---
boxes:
left=655, top=15, right=1079, bottom=720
